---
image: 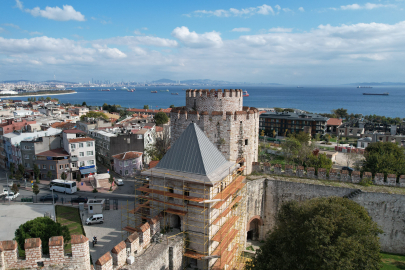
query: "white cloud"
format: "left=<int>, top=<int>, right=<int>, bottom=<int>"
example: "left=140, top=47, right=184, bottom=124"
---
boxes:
left=268, top=27, right=293, bottom=32
left=141, top=27, right=148, bottom=31
left=93, top=44, right=127, bottom=59
left=15, top=0, right=23, bottom=10
left=232, top=28, right=251, bottom=32
left=339, top=3, right=396, bottom=10
left=282, top=8, right=293, bottom=12
left=298, top=7, right=305, bottom=12
left=0, top=27, right=4, bottom=33
left=101, top=36, right=178, bottom=48
left=190, top=4, right=286, bottom=17
left=3, top=23, right=20, bottom=29
left=134, top=29, right=142, bottom=35
left=29, top=31, right=42, bottom=36
left=25, top=5, right=85, bottom=21
left=171, top=26, right=222, bottom=48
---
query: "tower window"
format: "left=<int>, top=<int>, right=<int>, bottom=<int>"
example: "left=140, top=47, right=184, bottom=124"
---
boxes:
left=245, top=139, right=248, bottom=145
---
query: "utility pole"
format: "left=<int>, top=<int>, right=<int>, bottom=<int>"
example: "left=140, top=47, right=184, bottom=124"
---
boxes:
left=52, top=188, right=55, bottom=221
left=6, top=173, right=10, bottom=205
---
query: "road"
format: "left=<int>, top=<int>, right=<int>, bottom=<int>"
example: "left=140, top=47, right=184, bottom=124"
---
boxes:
left=0, top=169, right=140, bottom=203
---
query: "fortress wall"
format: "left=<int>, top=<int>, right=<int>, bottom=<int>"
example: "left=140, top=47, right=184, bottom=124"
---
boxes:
left=247, top=179, right=405, bottom=254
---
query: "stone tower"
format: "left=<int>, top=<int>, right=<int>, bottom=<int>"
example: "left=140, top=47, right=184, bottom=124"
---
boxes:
left=171, top=89, right=259, bottom=174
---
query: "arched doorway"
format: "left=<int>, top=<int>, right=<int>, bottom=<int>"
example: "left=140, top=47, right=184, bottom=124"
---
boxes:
left=246, top=216, right=263, bottom=241
left=171, top=214, right=182, bottom=231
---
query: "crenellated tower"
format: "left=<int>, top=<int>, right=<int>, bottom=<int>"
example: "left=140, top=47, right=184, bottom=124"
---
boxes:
left=171, top=89, right=259, bottom=174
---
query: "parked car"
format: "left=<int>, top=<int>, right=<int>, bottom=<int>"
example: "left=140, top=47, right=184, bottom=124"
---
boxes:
left=71, top=197, right=88, bottom=203
left=5, top=192, right=19, bottom=200
left=39, top=194, right=59, bottom=202
left=86, top=214, right=104, bottom=225
left=342, top=166, right=354, bottom=172
left=115, top=179, right=124, bottom=186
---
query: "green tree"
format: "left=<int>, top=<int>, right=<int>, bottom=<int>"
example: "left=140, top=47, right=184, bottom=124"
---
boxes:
left=280, top=138, right=301, bottom=164
left=80, top=111, right=109, bottom=121
left=33, top=164, right=40, bottom=179
left=32, top=183, right=40, bottom=198
left=109, top=174, right=114, bottom=189
left=169, top=104, right=175, bottom=108
left=46, top=97, right=52, bottom=101
left=82, top=101, right=87, bottom=106
left=11, top=183, right=19, bottom=194
left=18, top=164, right=25, bottom=176
left=274, top=107, right=283, bottom=113
left=76, top=172, right=81, bottom=183
left=9, top=162, right=15, bottom=173
left=47, top=170, right=53, bottom=180
left=143, top=105, right=149, bottom=109
left=14, top=217, right=70, bottom=254
left=332, top=108, right=348, bottom=119
left=306, top=153, right=332, bottom=172
left=246, top=197, right=382, bottom=270
left=61, top=172, right=67, bottom=180
left=154, top=112, right=169, bottom=125
left=145, top=128, right=170, bottom=161
left=362, top=142, right=405, bottom=177
left=290, top=131, right=311, bottom=145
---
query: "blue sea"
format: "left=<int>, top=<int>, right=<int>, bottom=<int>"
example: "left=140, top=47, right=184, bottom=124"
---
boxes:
left=12, top=86, right=405, bottom=118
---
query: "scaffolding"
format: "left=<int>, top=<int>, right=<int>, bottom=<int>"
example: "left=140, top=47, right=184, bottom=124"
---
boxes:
left=120, top=158, right=248, bottom=270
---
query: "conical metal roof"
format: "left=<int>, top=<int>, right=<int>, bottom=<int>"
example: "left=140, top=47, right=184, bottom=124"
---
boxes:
left=155, top=123, right=229, bottom=176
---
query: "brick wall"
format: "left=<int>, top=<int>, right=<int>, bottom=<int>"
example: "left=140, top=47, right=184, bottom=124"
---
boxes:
left=111, top=241, right=126, bottom=268
left=0, top=235, right=90, bottom=270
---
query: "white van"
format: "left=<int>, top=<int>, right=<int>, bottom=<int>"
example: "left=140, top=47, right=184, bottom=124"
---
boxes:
left=86, top=214, right=104, bottom=225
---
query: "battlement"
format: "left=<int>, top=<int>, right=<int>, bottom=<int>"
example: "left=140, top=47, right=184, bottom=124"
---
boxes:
left=185, top=89, right=244, bottom=113
left=0, top=235, right=90, bottom=270
left=171, top=107, right=259, bottom=123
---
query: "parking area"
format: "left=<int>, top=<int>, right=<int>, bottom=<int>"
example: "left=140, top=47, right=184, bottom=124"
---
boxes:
left=81, top=207, right=125, bottom=264
left=0, top=204, right=54, bottom=241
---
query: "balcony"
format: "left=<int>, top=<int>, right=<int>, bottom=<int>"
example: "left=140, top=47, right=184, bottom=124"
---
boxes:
left=70, top=156, right=79, bottom=162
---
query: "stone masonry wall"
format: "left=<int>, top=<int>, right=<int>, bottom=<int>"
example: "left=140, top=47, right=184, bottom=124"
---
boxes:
left=171, top=90, right=259, bottom=174
left=246, top=179, right=405, bottom=254
left=0, top=235, right=90, bottom=270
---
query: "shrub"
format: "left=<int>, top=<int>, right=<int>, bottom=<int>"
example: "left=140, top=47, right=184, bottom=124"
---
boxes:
left=92, top=188, right=98, bottom=193
left=359, top=177, right=373, bottom=186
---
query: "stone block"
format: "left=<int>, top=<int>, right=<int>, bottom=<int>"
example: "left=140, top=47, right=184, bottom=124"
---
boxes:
left=296, top=166, right=304, bottom=177
left=318, top=168, right=326, bottom=180
left=340, top=170, right=350, bottom=182
left=351, top=171, right=361, bottom=184
left=95, top=252, right=113, bottom=270
left=263, top=162, right=271, bottom=174
left=307, top=167, right=315, bottom=178
left=399, top=175, right=405, bottom=188
left=374, top=173, right=384, bottom=185
left=285, top=165, right=294, bottom=176
left=386, top=174, right=397, bottom=186
left=252, top=162, right=261, bottom=173
left=111, top=241, right=126, bottom=268
left=126, top=232, right=140, bottom=256
left=329, top=169, right=338, bottom=181
left=274, top=164, right=282, bottom=175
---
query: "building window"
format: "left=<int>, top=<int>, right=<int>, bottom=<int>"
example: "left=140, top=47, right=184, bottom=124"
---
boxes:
left=125, top=170, right=128, bottom=175
left=79, top=152, right=84, bottom=157
left=245, top=139, right=248, bottom=145
left=50, top=165, right=55, bottom=170
left=87, top=151, right=94, bottom=156
left=120, top=161, right=123, bottom=167
left=87, top=160, right=94, bottom=165
left=137, top=135, right=143, bottom=139
left=124, top=161, right=129, bottom=167
left=80, top=161, right=85, bottom=167
left=79, top=143, right=84, bottom=148
left=87, top=142, right=93, bottom=147
left=65, top=164, right=69, bottom=168
left=24, top=145, right=29, bottom=150
left=42, top=165, right=46, bottom=169
left=25, top=163, right=30, bottom=168
left=71, top=163, right=77, bottom=167
left=132, top=159, right=137, bottom=164
left=71, top=144, right=76, bottom=149
left=24, top=154, right=29, bottom=159
left=59, top=165, right=63, bottom=169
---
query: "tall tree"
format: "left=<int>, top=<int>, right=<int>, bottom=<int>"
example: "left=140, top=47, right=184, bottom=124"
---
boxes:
left=80, top=111, right=108, bottom=121
left=154, top=112, right=169, bottom=125
left=33, top=164, right=40, bottom=178
left=14, top=217, right=70, bottom=254
left=47, top=170, right=53, bottom=180
left=143, top=105, right=149, bottom=109
left=76, top=173, right=82, bottom=183
left=280, top=138, right=301, bottom=164
left=306, top=153, right=333, bottom=172
left=246, top=197, right=382, bottom=270
left=11, top=183, right=19, bottom=194
left=362, top=142, right=405, bottom=177
left=332, top=108, right=348, bottom=119
left=61, top=172, right=67, bottom=180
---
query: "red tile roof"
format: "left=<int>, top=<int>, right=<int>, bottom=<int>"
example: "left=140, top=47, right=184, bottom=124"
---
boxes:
left=127, top=108, right=172, bottom=113
left=149, top=161, right=159, bottom=169
left=69, top=137, right=94, bottom=143
left=327, top=118, right=343, bottom=126
left=36, top=148, right=69, bottom=157
left=112, top=151, right=142, bottom=161
left=63, top=129, right=85, bottom=134
left=155, top=126, right=164, bottom=132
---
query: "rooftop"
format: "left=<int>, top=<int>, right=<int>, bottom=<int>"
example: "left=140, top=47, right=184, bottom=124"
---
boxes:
left=36, top=148, right=69, bottom=157
left=63, top=129, right=85, bottom=134
left=327, top=118, right=343, bottom=126
left=112, top=151, right=142, bottom=160
left=261, top=111, right=329, bottom=121
left=68, top=137, right=94, bottom=143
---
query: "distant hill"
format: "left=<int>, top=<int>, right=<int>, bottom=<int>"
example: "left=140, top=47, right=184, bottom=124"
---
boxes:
left=153, top=78, right=177, bottom=83
left=43, top=80, right=78, bottom=84
left=345, top=82, right=405, bottom=86
left=180, top=79, right=282, bottom=86
left=1, top=79, right=77, bottom=84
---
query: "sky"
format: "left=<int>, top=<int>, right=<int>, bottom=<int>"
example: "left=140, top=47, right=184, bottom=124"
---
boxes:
left=1, top=0, right=405, bottom=85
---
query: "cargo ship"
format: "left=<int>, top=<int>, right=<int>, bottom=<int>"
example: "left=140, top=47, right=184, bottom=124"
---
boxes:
left=151, top=91, right=158, bottom=93
left=363, top=92, right=389, bottom=95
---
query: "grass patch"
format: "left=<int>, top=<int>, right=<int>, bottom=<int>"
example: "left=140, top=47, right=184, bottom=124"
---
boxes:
left=55, top=205, right=85, bottom=253
left=381, top=253, right=405, bottom=269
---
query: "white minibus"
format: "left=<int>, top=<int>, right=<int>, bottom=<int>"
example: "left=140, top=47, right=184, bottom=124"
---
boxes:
left=50, top=179, right=77, bottom=194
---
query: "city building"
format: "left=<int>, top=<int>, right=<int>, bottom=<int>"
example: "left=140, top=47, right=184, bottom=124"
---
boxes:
left=326, top=118, right=343, bottom=135
left=171, top=89, right=258, bottom=174
left=76, top=118, right=112, bottom=132
left=0, top=119, right=36, bottom=135
left=62, top=129, right=96, bottom=178
left=35, top=148, right=70, bottom=180
left=20, top=135, right=62, bottom=175
left=259, top=111, right=328, bottom=137
left=112, top=151, right=143, bottom=176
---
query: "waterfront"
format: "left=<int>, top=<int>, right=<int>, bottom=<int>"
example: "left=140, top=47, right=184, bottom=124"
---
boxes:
left=6, top=86, right=405, bottom=118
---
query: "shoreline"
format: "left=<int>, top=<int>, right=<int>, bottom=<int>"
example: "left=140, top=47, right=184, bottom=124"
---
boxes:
left=0, top=91, right=77, bottom=99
